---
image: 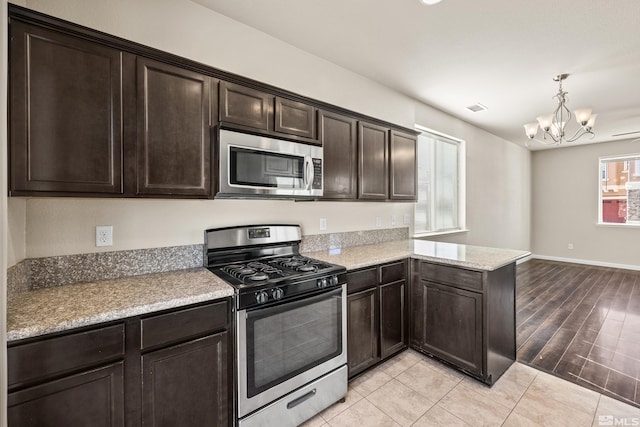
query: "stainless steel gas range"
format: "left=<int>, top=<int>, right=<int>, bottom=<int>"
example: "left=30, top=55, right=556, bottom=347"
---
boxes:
left=205, top=224, right=347, bottom=427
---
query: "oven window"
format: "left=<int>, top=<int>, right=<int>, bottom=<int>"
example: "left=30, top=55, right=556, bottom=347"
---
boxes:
left=245, top=291, right=342, bottom=398
left=230, top=147, right=304, bottom=188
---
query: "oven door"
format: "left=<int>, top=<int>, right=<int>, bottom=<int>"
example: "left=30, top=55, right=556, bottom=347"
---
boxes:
left=237, top=285, right=346, bottom=418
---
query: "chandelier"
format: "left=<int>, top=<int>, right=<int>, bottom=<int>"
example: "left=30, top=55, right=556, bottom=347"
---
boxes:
left=523, top=74, right=597, bottom=146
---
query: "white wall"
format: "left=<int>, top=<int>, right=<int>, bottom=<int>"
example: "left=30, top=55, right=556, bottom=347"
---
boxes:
left=414, top=103, right=531, bottom=251
left=531, top=139, right=640, bottom=268
left=6, top=0, right=532, bottom=264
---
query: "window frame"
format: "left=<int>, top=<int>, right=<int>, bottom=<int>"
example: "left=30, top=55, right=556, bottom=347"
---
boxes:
left=413, top=125, right=466, bottom=237
left=598, top=153, right=640, bottom=227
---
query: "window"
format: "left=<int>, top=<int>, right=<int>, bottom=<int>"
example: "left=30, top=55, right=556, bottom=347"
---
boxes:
left=599, top=154, right=640, bottom=225
left=414, top=126, right=465, bottom=235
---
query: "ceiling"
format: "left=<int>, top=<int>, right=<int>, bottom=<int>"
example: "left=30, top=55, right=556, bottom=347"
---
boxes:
left=192, top=0, right=640, bottom=150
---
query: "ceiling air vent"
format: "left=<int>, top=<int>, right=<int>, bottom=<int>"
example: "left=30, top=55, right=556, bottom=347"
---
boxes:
left=466, top=103, right=488, bottom=113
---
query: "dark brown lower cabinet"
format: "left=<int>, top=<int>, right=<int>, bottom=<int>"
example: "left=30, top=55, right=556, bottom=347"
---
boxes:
left=379, top=280, right=406, bottom=359
left=347, top=260, right=408, bottom=378
left=410, top=280, right=482, bottom=375
left=347, top=288, right=378, bottom=375
left=410, top=260, right=516, bottom=385
left=142, top=333, right=228, bottom=427
left=8, top=362, right=125, bottom=427
left=7, top=299, right=232, bottom=427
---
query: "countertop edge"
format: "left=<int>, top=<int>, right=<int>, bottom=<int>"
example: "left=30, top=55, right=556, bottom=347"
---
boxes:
left=7, top=290, right=234, bottom=343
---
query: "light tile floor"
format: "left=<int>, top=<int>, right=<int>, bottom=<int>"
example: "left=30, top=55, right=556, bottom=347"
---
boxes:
left=301, top=350, right=640, bottom=427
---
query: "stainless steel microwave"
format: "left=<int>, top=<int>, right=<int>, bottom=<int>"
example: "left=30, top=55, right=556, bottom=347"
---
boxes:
left=217, top=129, right=323, bottom=199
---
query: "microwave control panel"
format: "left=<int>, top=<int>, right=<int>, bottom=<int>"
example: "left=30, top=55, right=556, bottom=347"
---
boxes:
left=312, top=159, right=322, bottom=189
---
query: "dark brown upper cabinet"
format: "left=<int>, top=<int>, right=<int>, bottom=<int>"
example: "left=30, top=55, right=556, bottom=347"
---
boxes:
left=275, top=97, right=317, bottom=140
left=219, top=81, right=320, bottom=144
left=9, top=21, right=124, bottom=195
left=8, top=5, right=418, bottom=200
left=358, top=122, right=389, bottom=200
left=319, top=110, right=357, bottom=199
left=219, top=81, right=271, bottom=131
left=136, top=58, right=214, bottom=197
left=389, top=130, right=417, bottom=201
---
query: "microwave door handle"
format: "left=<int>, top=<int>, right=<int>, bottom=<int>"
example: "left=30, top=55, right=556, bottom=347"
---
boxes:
left=304, top=156, right=314, bottom=190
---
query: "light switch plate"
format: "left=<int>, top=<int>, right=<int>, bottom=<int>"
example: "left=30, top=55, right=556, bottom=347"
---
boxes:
left=319, top=218, right=327, bottom=231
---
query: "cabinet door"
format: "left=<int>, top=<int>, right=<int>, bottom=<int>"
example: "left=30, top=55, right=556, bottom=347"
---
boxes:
left=319, top=110, right=357, bottom=199
left=275, top=97, right=317, bottom=140
left=358, top=122, right=389, bottom=199
left=389, top=130, right=417, bottom=200
left=379, top=280, right=406, bottom=359
left=142, top=332, right=229, bottom=427
left=9, top=21, right=123, bottom=195
left=418, top=280, right=483, bottom=376
left=347, top=288, right=379, bottom=377
left=219, top=81, right=272, bottom=131
left=136, top=58, right=212, bottom=196
left=8, top=362, right=124, bottom=427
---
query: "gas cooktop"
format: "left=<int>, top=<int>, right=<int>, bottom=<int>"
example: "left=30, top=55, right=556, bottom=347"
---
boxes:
left=204, top=225, right=346, bottom=309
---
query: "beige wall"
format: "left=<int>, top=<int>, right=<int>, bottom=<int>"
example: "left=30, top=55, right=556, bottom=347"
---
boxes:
left=531, top=139, right=640, bottom=268
left=6, top=0, right=532, bottom=265
left=24, top=198, right=412, bottom=258
left=414, top=103, right=532, bottom=251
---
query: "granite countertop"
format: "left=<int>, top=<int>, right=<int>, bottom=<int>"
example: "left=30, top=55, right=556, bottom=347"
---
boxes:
left=8, top=239, right=528, bottom=342
left=7, top=268, right=234, bottom=342
left=303, top=239, right=530, bottom=271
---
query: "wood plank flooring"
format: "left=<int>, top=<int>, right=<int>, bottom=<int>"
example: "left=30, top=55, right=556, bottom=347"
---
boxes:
left=516, top=259, right=640, bottom=408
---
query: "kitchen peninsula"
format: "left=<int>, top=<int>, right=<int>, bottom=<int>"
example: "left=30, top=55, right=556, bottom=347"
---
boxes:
left=6, top=237, right=528, bottom=426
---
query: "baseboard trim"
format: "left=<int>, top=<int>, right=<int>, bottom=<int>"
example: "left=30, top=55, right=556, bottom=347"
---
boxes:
left=530, top=254, right=640, bottom=272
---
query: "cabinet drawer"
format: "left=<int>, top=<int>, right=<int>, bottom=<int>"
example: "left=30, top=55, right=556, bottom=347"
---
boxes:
left=141, top=301, right=228, bottom=350
left=347, top=267, right=377, bottom=294
left=419, top=262, right=483, bottom=290
left=380, top=260, right=406, bottom=284
left=8, top=324, right=125, bottom=389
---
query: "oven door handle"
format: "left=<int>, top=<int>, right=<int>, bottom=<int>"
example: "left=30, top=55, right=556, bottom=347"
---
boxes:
left=245, top=286, right=343, bottom=320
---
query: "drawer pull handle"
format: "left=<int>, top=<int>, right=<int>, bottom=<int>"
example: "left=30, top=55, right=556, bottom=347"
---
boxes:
left=286, top=389, right=316, bottom=409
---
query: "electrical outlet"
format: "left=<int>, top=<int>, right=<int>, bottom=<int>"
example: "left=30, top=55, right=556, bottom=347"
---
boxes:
left=375, top=216, right=382, bottom=227
left=568, top=243, right=574, bottom=250
left=319, top=218, right=327, bottom=231
left=96, top=226, right=113, bottom=247
left=403, top=214, right=411, bottom=225
left=391, top=215, right=397, bottom=226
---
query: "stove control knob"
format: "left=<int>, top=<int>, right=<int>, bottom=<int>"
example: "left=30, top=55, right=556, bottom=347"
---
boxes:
left=271, top=288, right=284, bottom=300
left=255, top=291, right=269, bottom=304
left=317, top=277, right=328, bottom=288
left=330, top=275, right=339, bottom=286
